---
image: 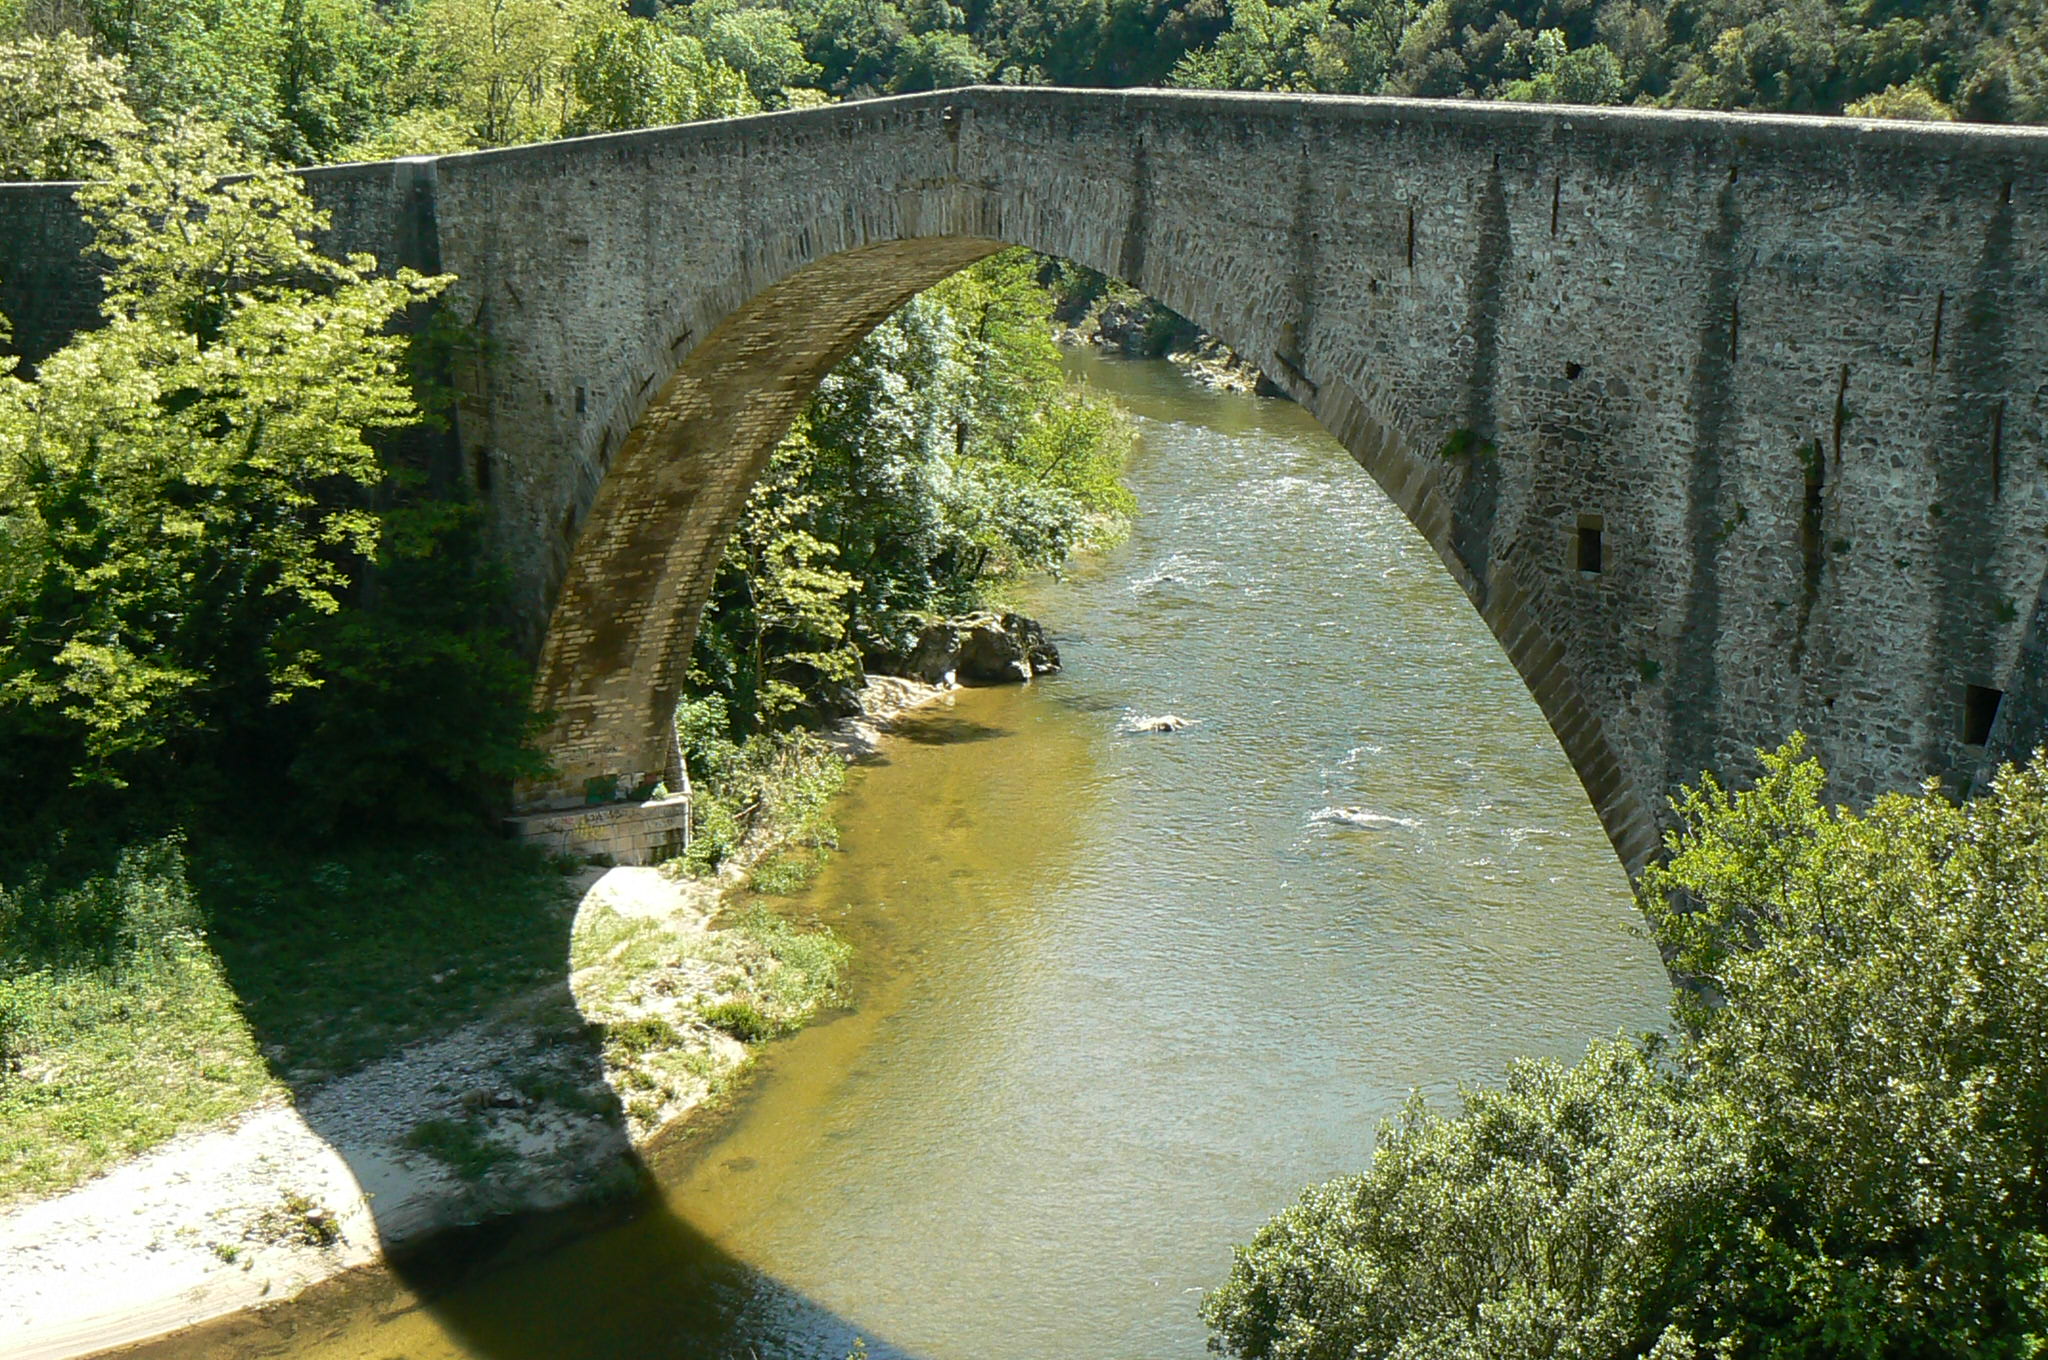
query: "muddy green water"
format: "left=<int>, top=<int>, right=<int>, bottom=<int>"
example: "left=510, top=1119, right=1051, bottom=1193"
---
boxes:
left=227, top=352, right=1669, bottom=1360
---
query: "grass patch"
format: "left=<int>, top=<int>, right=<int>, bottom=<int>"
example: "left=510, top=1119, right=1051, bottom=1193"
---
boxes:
left=746, top=844, right=828, bottom=895
left=0, top=839, right=273, bottom=1206
left=700, top=998, right=774, bottom=1042
left=600, top=1015, right=682, bottom=1057
left=403, top=1116, right=515, bottom=1182
left=728, top=905, right=853, bottom=1024
left=195, top=834, right=571, bottom=1083
left=512, top=1068, right=616, bottom=1118
left=0, top=828, right=570, bottom=1206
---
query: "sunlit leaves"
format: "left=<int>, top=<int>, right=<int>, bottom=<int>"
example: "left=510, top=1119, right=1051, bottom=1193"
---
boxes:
left=0, top=130, right=447, bottom=780
left=689, top=249, right=1133, bottom=736
left=566, top=14, right=760, bottom=135
left=1211, top=740, right=2048, bottom=1358
left=0, top=34, right=144, bottom=181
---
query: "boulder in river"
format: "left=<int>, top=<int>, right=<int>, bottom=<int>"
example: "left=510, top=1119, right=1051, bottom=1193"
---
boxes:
left=900, top=612, right=1060, bottom=686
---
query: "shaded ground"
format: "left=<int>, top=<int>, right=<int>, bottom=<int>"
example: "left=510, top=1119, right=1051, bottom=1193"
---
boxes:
left=0, top=678, right=951, bottom=1360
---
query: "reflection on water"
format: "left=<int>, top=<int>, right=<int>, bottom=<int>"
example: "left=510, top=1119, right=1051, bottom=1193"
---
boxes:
left=156, top=352, right=1669, bottom=1360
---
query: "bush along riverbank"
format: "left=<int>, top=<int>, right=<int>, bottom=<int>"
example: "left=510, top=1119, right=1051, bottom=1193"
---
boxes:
left=1046, top=263, right=1282, bottom=397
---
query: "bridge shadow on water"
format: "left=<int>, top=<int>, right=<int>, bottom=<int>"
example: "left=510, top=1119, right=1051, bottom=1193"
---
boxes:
left=98, top=843, right=933, bottom=1360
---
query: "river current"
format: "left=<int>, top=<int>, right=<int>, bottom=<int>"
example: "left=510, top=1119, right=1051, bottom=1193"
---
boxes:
left=198, top=350, right=1669, bottom=1359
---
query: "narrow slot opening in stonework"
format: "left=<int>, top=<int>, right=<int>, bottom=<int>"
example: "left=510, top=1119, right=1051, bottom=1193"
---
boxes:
left=1575, top=515, right=1604, bottom=574
left=1565, top=361, right=1583, bottom=381
left=1964, top=684, right=2003, bottom=747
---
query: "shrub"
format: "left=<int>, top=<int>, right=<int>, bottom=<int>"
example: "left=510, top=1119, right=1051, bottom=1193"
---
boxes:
left=600, top=1015, right=681, bottom=1057
left=1208, top=740, right=2048, bottom=1359
left=700, top=998, right=774, bottom=1042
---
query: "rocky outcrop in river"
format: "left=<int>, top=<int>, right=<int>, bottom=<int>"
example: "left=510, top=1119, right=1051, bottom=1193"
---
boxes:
left=892, top=612, right=1060, bottom=686
left=1053, top=291, right=1285, bottom=399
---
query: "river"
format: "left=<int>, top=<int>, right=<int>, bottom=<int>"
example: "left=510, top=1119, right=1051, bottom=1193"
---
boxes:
left=181, top=350, right=1670, bottom=1359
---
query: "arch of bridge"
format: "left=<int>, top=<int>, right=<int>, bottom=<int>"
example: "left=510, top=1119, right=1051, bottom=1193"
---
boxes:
left=4, top=88, right=2044, bottom=871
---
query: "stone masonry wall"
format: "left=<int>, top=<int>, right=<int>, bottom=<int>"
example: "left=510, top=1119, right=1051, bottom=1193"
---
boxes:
left=3, top=90, right=2043, bottom=871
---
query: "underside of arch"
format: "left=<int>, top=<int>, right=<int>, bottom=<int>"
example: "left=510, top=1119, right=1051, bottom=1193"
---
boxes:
left=523, top=233, right=1658, bottom=875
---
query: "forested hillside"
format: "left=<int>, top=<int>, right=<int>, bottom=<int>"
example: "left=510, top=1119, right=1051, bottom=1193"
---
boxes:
left=1, top=0, right=2038, bottom=187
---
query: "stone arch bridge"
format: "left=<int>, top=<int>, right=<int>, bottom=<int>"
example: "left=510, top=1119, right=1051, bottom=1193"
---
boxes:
left=4, top=87, right=2046, bottom=871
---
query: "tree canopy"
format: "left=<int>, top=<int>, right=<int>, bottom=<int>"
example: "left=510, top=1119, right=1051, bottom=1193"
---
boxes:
left=1205, top=738, right=2048, bottom=1359
left=688, top=250, right=1133, bottom=736
left=0, top=121, right=541, bottom=830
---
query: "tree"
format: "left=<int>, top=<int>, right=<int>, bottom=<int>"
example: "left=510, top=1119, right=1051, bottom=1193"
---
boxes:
left=566, top=14, right=760, bottom=134
left=686, top=250, right=1132, bottom=735
left=410, top=0, right=616, bottom=145
left=1207, top=739, right=2048, bottom=1359
left=691, top=433, right=862, bottom=727
left=1502, top=32, right=1624, bottom=103
left=887, top=27, right=990, bottom=88
left=75, top=0, right=430, bottom=165
left=788, top=0, right=913, bottom=96
left=1203, top=1042, right=1742, bottom=1360
left=668, top=0, right=823, bottom=105
left=1845, top=80, right=1956, bottom=119
left=0, top=34, right=144, bottom=180
left=1640, top=740, right=2048, bottom=1357
left=0, top=124, right=447, bottom=787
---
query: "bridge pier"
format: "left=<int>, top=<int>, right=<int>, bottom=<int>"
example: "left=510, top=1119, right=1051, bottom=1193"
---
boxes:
left=505, top=792, right=691, bottom=867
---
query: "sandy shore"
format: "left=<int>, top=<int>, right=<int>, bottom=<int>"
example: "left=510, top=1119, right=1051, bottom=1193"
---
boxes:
left=0, top=676, right=953, bottom=1360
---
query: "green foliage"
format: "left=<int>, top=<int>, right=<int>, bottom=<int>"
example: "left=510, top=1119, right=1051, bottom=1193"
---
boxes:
left=666, top=0, right=823, bottom=106
left=1502, top=29, right=1624, bottom=103
left=0, top=34, right=144, bottom=180
left=700, top=996, right=773, bottom=1041
left=0, top=118, right=544, bottom=833
left=1172, top=0, right=1407, bottom=93
left=695, top=907, right=848, bottom=1040
left=275, top=502, right=550, bottom=834
left=404, top=1114, right=514, bottom=1180
left=747, top=843, right=828, bottom=894
left=1637, top=738, right=2048, bottom=1356
left=687, top=249, right=1132, bottom=740
left=0, top=836, right=199, bottom=975
left=566, top=14, right=761, bottom=135
left=674, top=701, right=847, bottom=875
left=1209, top=739, right=2048, bottom=1359
left=253, top=1188, right=342, bottom=1244
left=73, top=0, right=435, bottom=164
left=1204, top=1040, right=1741, bottom=1360
left=405, top=0, right=614, bottom=145
left=0, top=837, right=273, bottom=1203
left=725, top=903, right=851, bottom=1023
left=1435, top=426, right=1495, bottom=460
left=193, top=834, right=570, bottom=1082
left=1166, top=0, right=2045, bottom=121
left=0, top=125, right=447, bottom=792
left=1846, top=80, right=1956, bottom=120
left=600, top=1014, right=683, bottom=1056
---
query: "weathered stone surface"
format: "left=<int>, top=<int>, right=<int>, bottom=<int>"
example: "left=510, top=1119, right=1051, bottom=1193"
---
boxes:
left=902, top=612, right=1060, bottom=685
left=504, top=795, right=690, bottom=867
left=7, top=87, right=2047, bottom=873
